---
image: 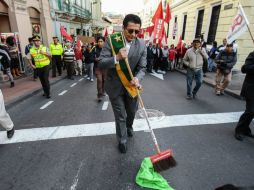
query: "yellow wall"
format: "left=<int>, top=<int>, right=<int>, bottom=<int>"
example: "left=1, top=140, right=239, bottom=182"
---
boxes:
left=169, top=0, right=254, bottom=69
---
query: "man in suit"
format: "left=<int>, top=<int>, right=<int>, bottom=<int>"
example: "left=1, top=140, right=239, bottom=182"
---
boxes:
left=98, top=14, right=147, bottom=153
left=153, top=43, right=163, bottom=73
left=146, top=42, right=155, bottom=73
left=235, top=51, right=254, bottom=141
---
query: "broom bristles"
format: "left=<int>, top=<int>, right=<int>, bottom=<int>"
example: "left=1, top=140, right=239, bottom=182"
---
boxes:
left=153, top=156, right=177, bottom=172
left=150, top=149, right=177, bottom=172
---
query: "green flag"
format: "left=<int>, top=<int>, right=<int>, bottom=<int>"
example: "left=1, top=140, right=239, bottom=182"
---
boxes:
left=108, top=32, right=138, bottom=98
left=136, top=158, right=174, bottom=190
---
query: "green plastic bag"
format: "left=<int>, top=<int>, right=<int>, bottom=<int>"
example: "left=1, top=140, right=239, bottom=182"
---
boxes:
left=135, top=157, right=174, bottom=190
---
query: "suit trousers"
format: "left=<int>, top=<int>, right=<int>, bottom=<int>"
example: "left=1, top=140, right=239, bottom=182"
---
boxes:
left=95, top=68, right=107, bottom=98
left=37, top=65, right=50, bottom=96
left=0, top=90, right=14, bottom=131
left=147, top=58, right=154, bottom=72
left=235, top=98, right=254, bottom=134
left=109, top=90, right=138, bottom=143
left=52, top=55, right=62, bottom=76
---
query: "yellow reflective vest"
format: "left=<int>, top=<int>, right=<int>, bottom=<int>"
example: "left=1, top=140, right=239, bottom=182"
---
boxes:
left=50, top=43, right=63, bottom=56
left=29, top=45, right=50, bottom=68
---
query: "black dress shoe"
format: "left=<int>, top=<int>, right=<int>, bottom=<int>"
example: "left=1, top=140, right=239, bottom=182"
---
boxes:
left=118, top=142, right=127, bottom=153
left=46, top=95, right=51, bottom=99
left=235, top=133, right=244, bottom=141
left=7, top=127, right=15, bottom=139
left=245, top=133, right=254, bottom=138
left=127, top=128, right=133, bottom=137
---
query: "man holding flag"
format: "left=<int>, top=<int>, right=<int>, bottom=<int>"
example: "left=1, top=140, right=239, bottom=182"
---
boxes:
left=98, top=14, right=147, bottom=153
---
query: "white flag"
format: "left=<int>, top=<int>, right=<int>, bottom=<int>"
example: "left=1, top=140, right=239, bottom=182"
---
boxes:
left=227, top=4, right=250, bottom=44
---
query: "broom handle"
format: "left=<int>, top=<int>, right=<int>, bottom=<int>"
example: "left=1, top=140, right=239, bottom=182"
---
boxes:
left=124, top=58, right=161, bottom=154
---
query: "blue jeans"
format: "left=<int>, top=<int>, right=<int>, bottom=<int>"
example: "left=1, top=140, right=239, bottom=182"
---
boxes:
left=186, top=68, right=203, bottom=96
left=208, top=58, right=216, bottom=72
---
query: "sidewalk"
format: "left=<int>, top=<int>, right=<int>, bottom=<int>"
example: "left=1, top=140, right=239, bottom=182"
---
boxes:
left=1, top=73, right=66, bottom=109
left=176, top=69, right=244, bottom=100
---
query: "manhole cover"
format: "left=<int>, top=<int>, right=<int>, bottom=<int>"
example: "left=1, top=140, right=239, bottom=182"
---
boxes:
left=136, top=109, right=165, bottom=122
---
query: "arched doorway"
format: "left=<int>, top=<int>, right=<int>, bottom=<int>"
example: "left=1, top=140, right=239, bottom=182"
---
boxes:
left=28, top=7, right=41, bottom=36
left=0, top=1, right=11, bottom=33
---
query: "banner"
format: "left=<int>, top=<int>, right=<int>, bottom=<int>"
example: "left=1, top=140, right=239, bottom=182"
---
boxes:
left=172, top=22, right=178, bottom=38
left=153, top=19, right=164, bottom=41
left=227, top=4, right=249, bottom=44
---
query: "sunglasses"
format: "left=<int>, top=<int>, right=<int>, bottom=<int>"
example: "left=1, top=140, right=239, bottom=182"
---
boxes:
left=98, top=40, right=103, bottom=42
left=126, top=29, right=140, bottom=34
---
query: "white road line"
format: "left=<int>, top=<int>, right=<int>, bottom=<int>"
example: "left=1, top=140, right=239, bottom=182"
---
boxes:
left=150, top=72, right=164, bottom=80
left=0, top=111, right=243, bottom=144
left=39, top=101, right=54, bottom=110
left=78, top=78, right=84, bottom=82
left=70, top=83, right=77, bottom=87
left=58, top=90, right=68, bottom=96
left=70, top=160, right=84, bottom=190
left=102, top=101, right=109, bottom=110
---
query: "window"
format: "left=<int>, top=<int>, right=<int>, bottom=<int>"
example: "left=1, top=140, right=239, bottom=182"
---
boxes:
left=182, top=14, right=187, bottom=40
left=173, top=16, right=177, bottom=39
left=207, top=5, right=221, bottom=43
left=75, top=0, right=81, bottom=6
left=195, top=9, right=204, bottom=38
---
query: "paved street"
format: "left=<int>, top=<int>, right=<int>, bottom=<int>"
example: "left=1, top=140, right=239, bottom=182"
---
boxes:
left=0, top=71, right=253, bottom=190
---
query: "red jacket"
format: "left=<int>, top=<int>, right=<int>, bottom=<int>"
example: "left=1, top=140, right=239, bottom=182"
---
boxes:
left=74, top=48, right=82, bottom=60
left=168, top=48, right=177, bottom=61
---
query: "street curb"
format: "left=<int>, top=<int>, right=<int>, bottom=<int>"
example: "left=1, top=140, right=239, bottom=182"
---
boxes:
left=176, top=69, right=243, bottom=100
left=5, top=76, right=66, bottom=109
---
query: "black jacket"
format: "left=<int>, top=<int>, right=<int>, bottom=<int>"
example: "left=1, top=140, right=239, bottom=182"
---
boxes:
left=215, top=50, right=237, bottom=70
left=240, top=51, right=254, bottom=99
left=83, top=49, right=96, bottom=64
left=0, top=45, right=11, bottom=69
left=94, top=46, right=102, bottom=68
left=147, top=46, right=155, bottom=59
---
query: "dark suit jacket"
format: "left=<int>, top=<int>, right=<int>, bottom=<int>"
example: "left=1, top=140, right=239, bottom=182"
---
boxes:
left=240, top=51, right=254, bottom=99
left=98, top=37, right=147, bottom=99
left=147, top=46, right=155, bottom=60
left=154, top=47, right=163, bottom=60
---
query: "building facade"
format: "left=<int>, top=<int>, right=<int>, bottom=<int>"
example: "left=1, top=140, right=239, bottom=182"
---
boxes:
left=167, top=0, right=254, bottom=69
left=0, top=0, right=53, bottom=55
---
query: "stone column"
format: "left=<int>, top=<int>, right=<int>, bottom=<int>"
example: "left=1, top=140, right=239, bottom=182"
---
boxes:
left=40, top=0, right=54, bottom=47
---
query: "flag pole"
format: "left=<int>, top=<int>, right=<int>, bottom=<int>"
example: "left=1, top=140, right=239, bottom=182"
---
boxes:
left=246, top=22, right=254, bottom=44
left=166, top=23, right=169, bottom=38
left=239, top=2, right=254, bottom=44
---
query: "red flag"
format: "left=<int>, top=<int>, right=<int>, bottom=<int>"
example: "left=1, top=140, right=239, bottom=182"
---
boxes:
left=77, top=39, right=81, bottom=49
left=176, top=35, right=182, bottom=49
left=152, top=1, right=163, bottom=24
left=161, top=28, right=168, bottom=46
left=104, top=28, right=108, bottom=40
left=176, top=35, right=183, bottom=54
left=153, top=18, right=164, bottom=41
left=164, top=3, right=172, bottom=24
left=60, top=26, right=73, bottom=42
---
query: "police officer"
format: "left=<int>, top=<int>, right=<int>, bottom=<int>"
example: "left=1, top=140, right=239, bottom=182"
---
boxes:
left=27, top=35, right=52, bottom=98
left=50, top=36, right=63, bottom=77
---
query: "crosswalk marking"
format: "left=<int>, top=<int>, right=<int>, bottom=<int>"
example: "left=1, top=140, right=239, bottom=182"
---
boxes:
left=70, top=83, right=77, bottom=87
left=102, top=101, right=109, bottom=110
left=0, top=111, right=243, bottom=145
left=40, top=101, right=54, bottom=110
left=58, top=90, right=68, bottom=96
left=150, top=72, right=164, bottom=80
